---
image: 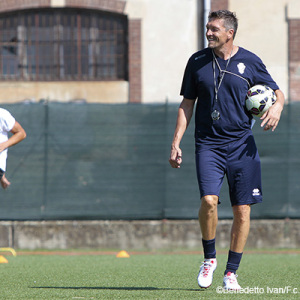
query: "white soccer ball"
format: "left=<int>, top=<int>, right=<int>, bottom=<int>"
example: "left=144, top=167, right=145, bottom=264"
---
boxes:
left=245, top=85, right=277, bottom=117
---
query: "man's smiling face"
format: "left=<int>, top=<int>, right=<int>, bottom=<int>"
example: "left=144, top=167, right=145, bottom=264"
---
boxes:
left=206, top=18, right=233, bottom=50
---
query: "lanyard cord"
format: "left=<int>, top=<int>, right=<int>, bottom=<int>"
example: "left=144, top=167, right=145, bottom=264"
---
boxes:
left=222, top=70, right=251, bottom=88
left=212, top=48, right=233, bottom=103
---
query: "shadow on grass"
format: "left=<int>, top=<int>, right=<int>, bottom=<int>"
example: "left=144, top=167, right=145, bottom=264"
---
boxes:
left=30, top=286, right=203, bottom=292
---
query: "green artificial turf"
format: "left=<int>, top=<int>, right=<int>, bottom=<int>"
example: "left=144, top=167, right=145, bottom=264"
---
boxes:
left=0, top=251, right=299, bottom=299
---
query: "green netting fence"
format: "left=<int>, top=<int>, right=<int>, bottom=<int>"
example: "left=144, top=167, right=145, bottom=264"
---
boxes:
left=1, top=101, right=299, bottom=220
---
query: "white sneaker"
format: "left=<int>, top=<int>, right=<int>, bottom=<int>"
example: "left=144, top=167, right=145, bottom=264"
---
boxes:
left=197, top=259, right=217, bottom=288
left=223, top=272, right=241, bottom=290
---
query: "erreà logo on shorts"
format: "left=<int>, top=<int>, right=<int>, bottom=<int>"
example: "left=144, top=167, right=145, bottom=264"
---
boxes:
left=252, top=188, right=261, bottom=196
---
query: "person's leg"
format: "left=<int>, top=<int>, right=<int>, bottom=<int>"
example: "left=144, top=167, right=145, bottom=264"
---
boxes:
left=199, top=195, right=219, bottom=241
left=197, top=195, right=219, bottom=288
left=196, top=149, right=225, bottom=258
left=223, top=135, right=261, bottom=289
left=195, top=147, right=226, bottom=288
left=225, top=204, right=251, bottom=274
left=223, top=204, right=251, bottom=290
left=230, top=204, right=251, bottom=253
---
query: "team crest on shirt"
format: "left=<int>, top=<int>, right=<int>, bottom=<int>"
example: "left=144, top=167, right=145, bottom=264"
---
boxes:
left=237, top=63, right=246, bottom=74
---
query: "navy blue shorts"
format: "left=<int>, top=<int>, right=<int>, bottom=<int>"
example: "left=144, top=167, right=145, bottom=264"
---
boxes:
left=195, top=134, right=262, bottom=206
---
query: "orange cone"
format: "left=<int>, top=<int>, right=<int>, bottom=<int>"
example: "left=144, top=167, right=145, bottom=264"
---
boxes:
left=0, top=255, right=8, bottom=263
left=116, top=250, right=130, bottom=258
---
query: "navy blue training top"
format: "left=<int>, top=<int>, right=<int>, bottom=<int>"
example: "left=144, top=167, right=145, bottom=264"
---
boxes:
left=180, top=47, right=279, bottom=147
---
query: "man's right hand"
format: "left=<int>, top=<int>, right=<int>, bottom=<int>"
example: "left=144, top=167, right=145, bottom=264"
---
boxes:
left=169, top=146, right=182, bottom=168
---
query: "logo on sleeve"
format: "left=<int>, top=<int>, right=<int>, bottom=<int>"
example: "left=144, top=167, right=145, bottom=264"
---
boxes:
left=195, top=54, right=206, bottom=60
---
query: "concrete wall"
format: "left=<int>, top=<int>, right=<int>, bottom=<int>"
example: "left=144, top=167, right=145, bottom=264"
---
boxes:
left=0, top=220, right=299, bottom=250
left=125, top=0, right=199, bottom=103
left=0, top=81, right=128, bottom=103
left=230, top=0, right=289, bottom=102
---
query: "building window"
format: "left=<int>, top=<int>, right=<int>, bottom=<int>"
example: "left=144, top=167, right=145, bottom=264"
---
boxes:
left=0, top=8, right=128, bottom=81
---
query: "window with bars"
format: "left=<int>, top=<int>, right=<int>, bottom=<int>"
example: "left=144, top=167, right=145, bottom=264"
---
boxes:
left=0, top=8, right=128, bottom=81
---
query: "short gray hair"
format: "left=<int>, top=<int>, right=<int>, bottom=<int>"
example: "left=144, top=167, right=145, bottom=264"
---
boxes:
left=208, top=10, right=238, bottom=39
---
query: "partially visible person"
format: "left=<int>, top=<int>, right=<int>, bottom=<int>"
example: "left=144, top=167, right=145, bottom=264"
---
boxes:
left=1, top=174, right=11, bottom=189
left=0, top=108, right=26, bottom=189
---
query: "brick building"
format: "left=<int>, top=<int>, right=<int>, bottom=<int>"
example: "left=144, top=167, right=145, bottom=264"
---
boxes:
left=0, top=0, right=299, bottom=103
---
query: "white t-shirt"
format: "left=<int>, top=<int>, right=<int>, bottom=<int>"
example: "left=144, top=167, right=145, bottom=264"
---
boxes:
left=0, top=108, right=15, bottom=171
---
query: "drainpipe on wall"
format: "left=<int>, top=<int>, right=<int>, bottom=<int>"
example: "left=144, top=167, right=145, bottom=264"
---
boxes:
left=203, top=0, right=211, bottom=48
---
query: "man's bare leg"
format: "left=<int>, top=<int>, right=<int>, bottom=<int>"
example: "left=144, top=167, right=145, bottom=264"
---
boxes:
left=198, top=195, right=219, bottom=240
left=223, top=204, right=251, bottom=290
left=230, top=204, right=251, bottom=252
left=197, top=195, right=219, bottom=288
